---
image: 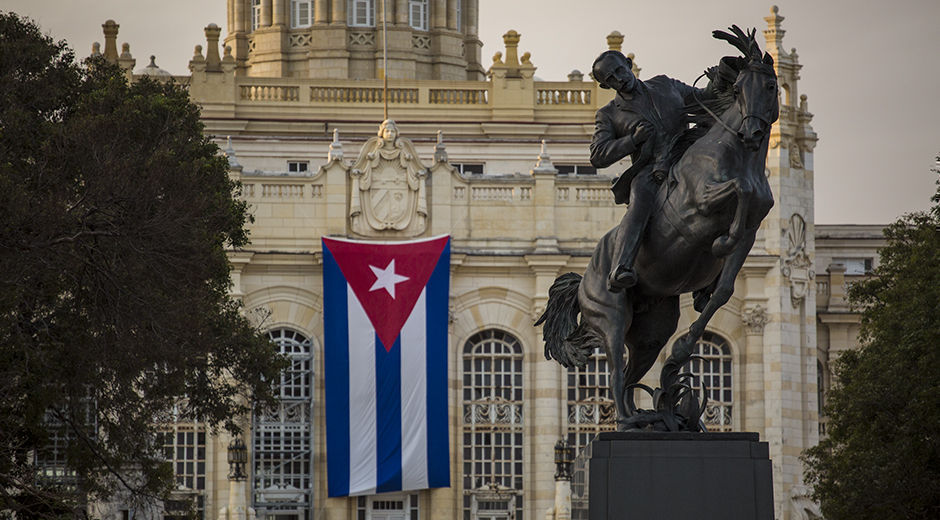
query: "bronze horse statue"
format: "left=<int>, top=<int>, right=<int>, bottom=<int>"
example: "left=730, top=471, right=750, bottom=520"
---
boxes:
left=537, top=27, right=778, bottom=431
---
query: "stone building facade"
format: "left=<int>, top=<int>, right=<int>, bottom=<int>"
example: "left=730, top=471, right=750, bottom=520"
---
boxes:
left=85, top=4, right=882, bottom=520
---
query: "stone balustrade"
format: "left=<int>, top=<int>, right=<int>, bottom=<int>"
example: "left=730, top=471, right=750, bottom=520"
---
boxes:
left=235, top=167, right=621, bottom=251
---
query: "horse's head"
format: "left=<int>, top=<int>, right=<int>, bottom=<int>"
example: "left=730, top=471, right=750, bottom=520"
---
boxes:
left=734, top=59, right=778, bottom=151
left=714, top=26, right=780, bottom=151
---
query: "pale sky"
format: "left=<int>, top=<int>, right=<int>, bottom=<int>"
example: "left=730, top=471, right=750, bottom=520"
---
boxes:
left=4, top=0, right=938, bottom=225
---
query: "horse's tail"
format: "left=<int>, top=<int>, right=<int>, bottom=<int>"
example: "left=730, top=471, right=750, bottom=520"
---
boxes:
left=535, top=272, right=601, bottom=369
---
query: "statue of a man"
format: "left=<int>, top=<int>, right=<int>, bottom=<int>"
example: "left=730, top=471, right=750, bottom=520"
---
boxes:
left=590, top=51, right=728, bottom=291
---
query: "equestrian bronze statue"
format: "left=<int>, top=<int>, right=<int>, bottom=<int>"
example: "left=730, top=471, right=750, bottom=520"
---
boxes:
left=537, top=26, right=778, bottom=432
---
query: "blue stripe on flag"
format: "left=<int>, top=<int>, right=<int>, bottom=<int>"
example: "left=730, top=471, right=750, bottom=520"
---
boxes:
left=376, top=334, right=402, bottom=493
left=323, top=243, right=351, bottom=497
left=426, top=240, right=451, bottom=487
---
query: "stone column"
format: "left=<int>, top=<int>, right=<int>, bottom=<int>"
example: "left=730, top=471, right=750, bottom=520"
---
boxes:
left=741, top=302, right=768, bottom=433
left=315, top=0, right=330, bottom=24
left=527, top=254, right=567, bottom=520
left=260, top=0, right=272, bottom=27
left=272, top=0, right=286, bottom=26
left=227, top=0, right=235, bottom=34
left=395, top=0, right=408, bottom=24
left=376, top=0, right=386, bottom=26
left=465, top=0, right=477, bottom=36
left=234, top=0, right=248, bottom=32
left=331, top=0, right=346, bottom=25
left=433, top=0, right=447, bottom=29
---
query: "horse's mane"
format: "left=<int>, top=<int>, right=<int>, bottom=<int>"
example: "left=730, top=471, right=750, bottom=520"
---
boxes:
left=664, top=25, right=774, bottom=175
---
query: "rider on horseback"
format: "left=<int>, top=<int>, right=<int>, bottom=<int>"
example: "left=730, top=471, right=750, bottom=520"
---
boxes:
left=590, top=50, right=735, bottom=292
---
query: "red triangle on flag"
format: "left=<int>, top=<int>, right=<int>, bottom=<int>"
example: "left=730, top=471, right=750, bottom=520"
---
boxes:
left=323, top=236, right=449, bottom=351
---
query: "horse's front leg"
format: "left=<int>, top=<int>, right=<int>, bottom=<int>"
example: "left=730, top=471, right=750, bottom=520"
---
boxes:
left=667, top=230, right=756, bottom=366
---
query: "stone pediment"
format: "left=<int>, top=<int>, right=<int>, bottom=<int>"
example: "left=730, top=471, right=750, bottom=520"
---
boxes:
left=349, top=120, right=428, bottom=238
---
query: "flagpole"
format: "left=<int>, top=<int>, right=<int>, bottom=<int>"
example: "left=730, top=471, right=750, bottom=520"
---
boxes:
left=382, top=0, right=388, bottom=121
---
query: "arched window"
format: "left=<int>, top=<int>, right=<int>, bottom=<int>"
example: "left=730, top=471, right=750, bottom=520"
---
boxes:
left=462, top=329, right=523, bottom=520
left=252, top=328, right=314, bottom=518
left=408, top=0, right=428, bottom=31
left=685, top=332, right=733, bottom=432
left=566, top=348, right=615, bottom=454
left=348, top=0, right=375, bottom=27
left=291, top=0, right=314, bottom=28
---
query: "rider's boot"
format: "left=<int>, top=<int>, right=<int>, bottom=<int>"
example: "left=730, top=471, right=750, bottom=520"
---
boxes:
left=608, top=171, right=661, bottom=292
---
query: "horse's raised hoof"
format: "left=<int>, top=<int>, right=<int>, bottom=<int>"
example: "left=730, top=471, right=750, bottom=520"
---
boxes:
left=607, top=265, right=638, bottom=292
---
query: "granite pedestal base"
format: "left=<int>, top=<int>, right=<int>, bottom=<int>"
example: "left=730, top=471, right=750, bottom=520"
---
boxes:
left=571, top=432, right=773, bottom=519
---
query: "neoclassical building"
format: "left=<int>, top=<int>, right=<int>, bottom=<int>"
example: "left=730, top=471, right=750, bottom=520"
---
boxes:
left=83, top=3, right=883, bottom=520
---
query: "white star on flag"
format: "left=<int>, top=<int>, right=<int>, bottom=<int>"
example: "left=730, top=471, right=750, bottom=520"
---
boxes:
left=368, top=259, right=409, bottom=299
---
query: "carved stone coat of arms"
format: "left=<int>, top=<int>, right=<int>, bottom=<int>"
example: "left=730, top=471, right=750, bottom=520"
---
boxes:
left=349, top=120, right=428, bottom=237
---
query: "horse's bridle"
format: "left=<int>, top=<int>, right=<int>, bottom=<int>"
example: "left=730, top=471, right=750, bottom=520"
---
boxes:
left=691, top=71, right=773, bottom=140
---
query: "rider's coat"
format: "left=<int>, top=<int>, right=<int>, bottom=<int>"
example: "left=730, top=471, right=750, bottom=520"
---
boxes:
left=590, top=76, right=709, bottom=202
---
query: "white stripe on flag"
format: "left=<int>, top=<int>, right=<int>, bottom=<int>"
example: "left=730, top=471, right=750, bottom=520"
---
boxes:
left=347, top=285, right=377, bottom=495
left=400, top=289, right=428, bottom=490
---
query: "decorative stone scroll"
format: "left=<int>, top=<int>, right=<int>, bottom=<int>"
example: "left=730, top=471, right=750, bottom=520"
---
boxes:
left=782, top=213, right=815, bottom=308
left=349, top=120, right=428, bottom=237
left=742, top=304, right=769, bottom=334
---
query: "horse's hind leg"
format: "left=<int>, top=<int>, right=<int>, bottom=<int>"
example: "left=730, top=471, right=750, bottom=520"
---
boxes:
left=582, top=296, right=633, bottom=430
left=623, top=296, right=681, bottom=413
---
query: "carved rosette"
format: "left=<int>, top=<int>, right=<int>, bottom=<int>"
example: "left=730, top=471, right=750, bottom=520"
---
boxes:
left=349, top=120, right=429, bottom=237
left=742, top=304, right=769, bottom=334
left=782, top=213, right=815, bottom=307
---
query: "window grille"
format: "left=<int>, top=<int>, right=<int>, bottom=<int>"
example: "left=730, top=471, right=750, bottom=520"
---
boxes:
left=462, top=329, right=523, bottom=520
left=158, top=421, right=207, bottom=520
left=408, top=0, right=428, bottom=31
left=566, top=348, right=615, bottom=454
left=34, top=396, right=96, bottom=488
left=453, top=163, right=484, bottom=175
left=684, top=332, right=733, bottom=431
left=348, top=0, right=375, bottom=27
left=291, top=0, right=314, bottom=28
left=252, top=328, right=314, bottom=517
left=356, top=493, right=419, bottom=520
left=556, top=164, right=597, bottom=175
left=288, top=161, right=309, bottom=173
left=251, top=0, right=262, bottom=31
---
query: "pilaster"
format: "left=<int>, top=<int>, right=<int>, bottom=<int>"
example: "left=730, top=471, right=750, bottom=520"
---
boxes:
left=524, top=254, right=570, bottom=520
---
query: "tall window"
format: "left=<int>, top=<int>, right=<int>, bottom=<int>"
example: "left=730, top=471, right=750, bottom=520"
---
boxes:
left=251, top=0, right=262, bottom=30
left=291, top=0, right=313, bottom=28
left=35, top=397, right=96, bottom=489
left=685, top=332, right=733, bottom=432
left=409, top=0, right=428, bottom=31
left=462, top=329, right=523, bottom=520
left=455, top=0, right=462, bottom=31
left=158, top=413, right=207, bottom=520
left=566, top=349, right=615, bottom=454
left=252, top=328, right=315, bottom=519
left=348, top=0, right=375, bottom=27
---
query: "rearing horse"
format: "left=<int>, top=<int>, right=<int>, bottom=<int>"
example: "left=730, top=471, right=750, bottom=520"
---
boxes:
left=537, top=27, right=779, bottom=431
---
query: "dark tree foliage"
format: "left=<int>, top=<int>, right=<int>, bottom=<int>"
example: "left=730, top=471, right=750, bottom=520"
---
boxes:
left=803, top=159, right=940, bottom=519
left=0, top=12, right=284, bottom=516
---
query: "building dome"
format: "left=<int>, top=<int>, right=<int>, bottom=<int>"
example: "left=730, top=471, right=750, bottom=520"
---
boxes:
left=135, top=55, right=171, bottom=78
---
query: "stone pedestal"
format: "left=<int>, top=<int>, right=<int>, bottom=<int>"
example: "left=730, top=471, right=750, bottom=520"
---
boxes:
left=572, top=432, right=773, bottom=520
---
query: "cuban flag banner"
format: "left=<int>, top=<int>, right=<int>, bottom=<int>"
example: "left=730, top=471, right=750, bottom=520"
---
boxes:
left=322, top=235, right=451, bottom=497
